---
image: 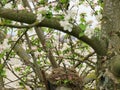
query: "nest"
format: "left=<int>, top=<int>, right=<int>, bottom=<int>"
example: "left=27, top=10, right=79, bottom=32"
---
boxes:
left=47, top=67, right=83, bottom=89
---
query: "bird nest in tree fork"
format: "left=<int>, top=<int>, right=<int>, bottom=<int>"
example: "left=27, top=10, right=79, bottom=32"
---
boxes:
left=47, top=67, right=83, bottom=89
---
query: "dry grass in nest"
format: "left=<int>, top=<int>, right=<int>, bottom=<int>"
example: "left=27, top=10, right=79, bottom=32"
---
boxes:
left=47, top=67, right=83, bottom=89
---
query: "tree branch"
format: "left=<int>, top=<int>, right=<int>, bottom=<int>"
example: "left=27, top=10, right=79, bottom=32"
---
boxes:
left=0, top=8, right=107, bottom=55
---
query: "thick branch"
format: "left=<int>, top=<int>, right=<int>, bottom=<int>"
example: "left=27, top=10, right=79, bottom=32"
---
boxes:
left=0, top=8, right=107, bottom=55
left=0, top=8, right=36, bottom=24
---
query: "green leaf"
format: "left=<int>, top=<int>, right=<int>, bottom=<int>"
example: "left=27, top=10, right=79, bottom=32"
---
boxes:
left=60, top=0, right=69, bottom=4
left=19, top=81, right=25, bottom=87
left=38, top=48, right=42, bottom=52
left=0, top=69, right=6, bottom=77
left=0, top=51, right=5, bottom=59
left=45, top=11, right=53, bottom=19
left=15, top=67, right=21, bottom=72
left=79, top=32, right=84, bottom=37
left=98, top=0, right=104, bottom=8
left=1, top=0, right=7, bottom=5
left=80, top=18, right=86, bottom=23
left=0, top=64, right=3, bottom=70
left=79, top=23, right=87, bottom=31
left=39, top=0, right=47, bottom=4
left=63, top=79, right=70, bottom=84
left=54, top=5, right=61, bottom=11
left=79, top=0, right=85, bottom=4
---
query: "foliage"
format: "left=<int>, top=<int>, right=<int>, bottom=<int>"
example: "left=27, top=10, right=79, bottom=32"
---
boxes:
left=0, top=0, right=103, bottom=89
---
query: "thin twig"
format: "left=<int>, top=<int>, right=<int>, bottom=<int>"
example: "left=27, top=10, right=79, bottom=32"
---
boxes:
left=86, top=0, right=96, bottom=13
left=74, top=52, right=95, bottom=68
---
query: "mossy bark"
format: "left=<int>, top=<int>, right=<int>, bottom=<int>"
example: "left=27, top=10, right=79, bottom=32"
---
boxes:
left=96, top=0, right=120, bottom=89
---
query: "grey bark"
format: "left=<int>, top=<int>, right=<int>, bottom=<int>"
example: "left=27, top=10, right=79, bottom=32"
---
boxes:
left=96, top=0, right=120, bottom=90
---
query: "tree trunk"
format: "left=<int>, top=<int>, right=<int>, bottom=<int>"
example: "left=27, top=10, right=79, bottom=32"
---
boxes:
left=96, top=0, right=120, bottom=89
